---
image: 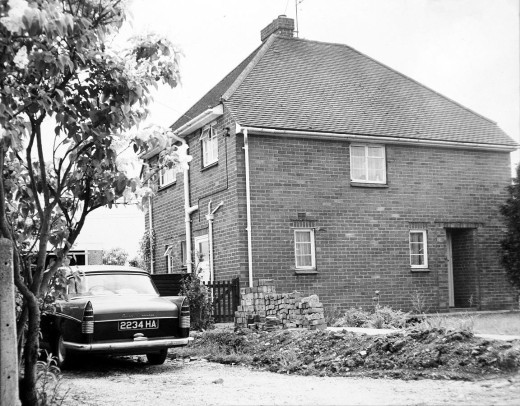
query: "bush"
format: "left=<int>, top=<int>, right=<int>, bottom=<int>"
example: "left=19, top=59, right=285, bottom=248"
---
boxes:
left=333, top=305, right=408, bottom=329
left=179, top=274, right=213, bottom=331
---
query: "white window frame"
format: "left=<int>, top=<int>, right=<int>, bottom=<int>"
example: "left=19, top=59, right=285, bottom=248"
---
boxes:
left=294, top=229, right=316, bottom=270
left=201, top=124, right=218, bottom=167
left=409, top=230, right=428, bottom=269
left=350, top=143, right=386, bottom=184
left=159, top=166, right=176, bottom=188
left=164, top=245, right=174, bottom=273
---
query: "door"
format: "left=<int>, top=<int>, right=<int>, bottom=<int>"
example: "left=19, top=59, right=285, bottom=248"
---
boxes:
left=446, top=231, right=455, bottom=307
left=194, top=235, right=210, bottom=283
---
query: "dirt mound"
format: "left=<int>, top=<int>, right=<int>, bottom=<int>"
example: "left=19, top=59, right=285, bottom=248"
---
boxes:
left=189, top=327, right=520, bottom=380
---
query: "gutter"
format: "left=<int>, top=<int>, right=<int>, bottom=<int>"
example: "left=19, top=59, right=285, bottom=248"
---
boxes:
left=174, top=105, right=224, bottom=138
left=244, top=126, right=518, bottom=152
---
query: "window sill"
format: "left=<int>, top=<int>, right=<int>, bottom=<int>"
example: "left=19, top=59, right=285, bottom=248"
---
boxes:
left=201, top=161, right=218, bottom=172
left=158, top=182, right=177, bottom=191
left=294, top=268, right=318, bottom=275
left=410, top=268, right=430, bottom=272
left=350, top=182, right=388, bottom=188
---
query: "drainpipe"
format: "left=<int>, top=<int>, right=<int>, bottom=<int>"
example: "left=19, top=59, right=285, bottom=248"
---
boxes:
left=147, top=185, right=154, bottom=274
left=206, top=201, right=224, bottom=297
left=170, top=133, right=198, bottom=274
left=242, top=128, right=254, bottom=288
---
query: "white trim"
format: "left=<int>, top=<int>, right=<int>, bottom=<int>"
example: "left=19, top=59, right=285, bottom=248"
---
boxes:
left=350, top=143, right=386, bottom=184
left=409, top=230, right=428, bottom=269
left=174, top=105, right=224, bottom=138
left=241, top=126, right=517, bottom=152
left=294, top=229, right=316, bottom=270
left=164, top=245, right=174, bottom=274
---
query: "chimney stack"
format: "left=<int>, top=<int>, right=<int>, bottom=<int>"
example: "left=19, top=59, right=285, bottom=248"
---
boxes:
left=260, top=15, right=295, bottom=42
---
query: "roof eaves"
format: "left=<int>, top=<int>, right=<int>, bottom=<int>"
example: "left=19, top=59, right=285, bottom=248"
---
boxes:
left=221, top=34, right=278, bottom=102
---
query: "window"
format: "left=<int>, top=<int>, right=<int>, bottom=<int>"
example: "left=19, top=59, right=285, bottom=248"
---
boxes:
left=180, top=241, right=187, bottom=269
left=350, top=144, right=386, bottom=184
left=164, top=245, right=174, bottom=273
left=294, top=229, right=316, bottom=269
left=200, top=124, right=218, bottom=167
left=159, top=167, right=176, bottom=188
left=409, top=230, right=428, bottom=268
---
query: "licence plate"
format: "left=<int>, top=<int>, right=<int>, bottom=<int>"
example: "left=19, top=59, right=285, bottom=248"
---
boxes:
left=118, top=319, right=159, bottom=331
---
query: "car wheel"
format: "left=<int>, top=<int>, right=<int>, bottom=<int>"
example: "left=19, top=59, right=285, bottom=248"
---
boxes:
left=146, top=349, right=168, bottom=365
left=55, top=334, right=75, bottom=369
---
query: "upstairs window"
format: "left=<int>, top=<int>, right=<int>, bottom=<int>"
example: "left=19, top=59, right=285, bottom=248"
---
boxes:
left=409, top=230, right=428, bottom=268
left=159, top=167, right=176, bottom=188
left=294, top=229, right=316, bottom=270
left=350, top=144, right=386, bottom=184
left=201, top=124, right=218, bottom=167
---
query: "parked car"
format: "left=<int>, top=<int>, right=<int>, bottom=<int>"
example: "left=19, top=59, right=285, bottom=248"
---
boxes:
left=41, top=265, right=192, bottom=368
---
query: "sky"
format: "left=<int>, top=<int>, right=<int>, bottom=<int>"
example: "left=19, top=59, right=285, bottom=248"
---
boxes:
left=76, top=0, right=520, bottom=257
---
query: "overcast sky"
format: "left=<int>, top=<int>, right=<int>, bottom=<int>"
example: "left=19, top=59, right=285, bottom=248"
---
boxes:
left=77, top=0, right=520, bottom=257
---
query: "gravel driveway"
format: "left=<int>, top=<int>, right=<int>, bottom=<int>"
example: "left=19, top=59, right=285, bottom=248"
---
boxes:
left=60, top=355, right=520, bottom=405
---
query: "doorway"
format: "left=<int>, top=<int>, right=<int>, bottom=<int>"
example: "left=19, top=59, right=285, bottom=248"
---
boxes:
left=445, top=228, right=478, bottom=308
left=194, top=235, right=210, bottom=283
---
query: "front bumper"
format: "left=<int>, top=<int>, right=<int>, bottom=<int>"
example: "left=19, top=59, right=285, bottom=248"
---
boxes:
left=64, top=337, right=193, bottom=353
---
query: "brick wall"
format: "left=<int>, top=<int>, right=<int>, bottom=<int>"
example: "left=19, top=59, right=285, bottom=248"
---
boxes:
left=147, top=118, right=517, bottom=312
left=243, top=134, right=517, bottom=312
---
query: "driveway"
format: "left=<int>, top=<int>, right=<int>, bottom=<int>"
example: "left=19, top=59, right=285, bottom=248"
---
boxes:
left=61, top=355, right=520, bottom=405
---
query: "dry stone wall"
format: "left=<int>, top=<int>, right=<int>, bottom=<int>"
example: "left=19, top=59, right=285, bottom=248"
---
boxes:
left=234, top=278, right=327, bottom=330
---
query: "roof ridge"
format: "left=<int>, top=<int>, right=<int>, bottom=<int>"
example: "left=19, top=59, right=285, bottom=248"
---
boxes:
left=278, top=36, right=498, bottom=126
left=221, top=34, right=278, bottom=102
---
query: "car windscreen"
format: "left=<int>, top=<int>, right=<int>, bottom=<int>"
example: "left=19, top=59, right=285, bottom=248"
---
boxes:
left=69, top=274, right=158, bottom=297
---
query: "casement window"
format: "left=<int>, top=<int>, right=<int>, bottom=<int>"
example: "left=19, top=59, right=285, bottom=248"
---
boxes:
left=409, top=230, right=428, bottom=268
left=164, top=245, right=174, bottom=273
left=200, top=124, right=218, bottom=167
left=350, top=144, right=386, bottom=184
left=294, top=229, right=316, bottom=269
left=159, top=167, right=176, bottom=187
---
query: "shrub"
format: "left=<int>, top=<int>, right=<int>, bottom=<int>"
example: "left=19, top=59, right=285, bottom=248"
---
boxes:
left=35, top=352, right=68, bottom=406
left=333, top=306, right=408, bottom=329
left=333, top=307, right=370, bottom=327
left=179, top=274, right=213, bottom=331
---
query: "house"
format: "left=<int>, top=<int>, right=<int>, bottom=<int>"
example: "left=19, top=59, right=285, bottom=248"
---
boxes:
left=143, top=16, right=518, bottom=312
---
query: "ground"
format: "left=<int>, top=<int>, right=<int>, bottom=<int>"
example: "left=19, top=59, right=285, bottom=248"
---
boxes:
left=60, top=355, right=520, bottom=405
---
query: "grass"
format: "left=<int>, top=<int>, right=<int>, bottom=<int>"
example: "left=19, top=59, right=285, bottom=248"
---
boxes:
left=419, top=311, right=520, bottom=335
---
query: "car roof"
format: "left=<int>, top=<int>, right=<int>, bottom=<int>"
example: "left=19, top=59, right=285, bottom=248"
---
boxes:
left=65, top=265, right=150, bottom=275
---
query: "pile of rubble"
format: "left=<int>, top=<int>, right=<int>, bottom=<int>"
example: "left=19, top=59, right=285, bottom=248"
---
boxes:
left=234, top=279, right=327, bottom=331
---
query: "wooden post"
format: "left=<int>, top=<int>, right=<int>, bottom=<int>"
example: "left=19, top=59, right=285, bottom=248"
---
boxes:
left=0, top=238, right=20, bottom=406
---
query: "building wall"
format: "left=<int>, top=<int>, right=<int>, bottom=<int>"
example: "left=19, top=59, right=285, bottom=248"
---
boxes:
left=147, top=107, right=243, bottom=280
left=243, top=134, right=517, bottom=312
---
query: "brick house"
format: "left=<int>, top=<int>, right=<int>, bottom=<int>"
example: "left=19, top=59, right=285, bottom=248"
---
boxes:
left=143, top=16, right=518, bottom=312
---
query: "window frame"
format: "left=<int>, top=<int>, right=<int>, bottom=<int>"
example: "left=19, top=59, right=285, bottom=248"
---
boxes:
left=409, top=230, right=428, bottom=269
left=159, top=166, right=176, bottom=188
left=200, top=124, right=218, bottom=168
left=294, top=228, right=316, bottom=270
left=350, top=143, right=387, bottom=184
left=164, top=245, right=174, bottom=273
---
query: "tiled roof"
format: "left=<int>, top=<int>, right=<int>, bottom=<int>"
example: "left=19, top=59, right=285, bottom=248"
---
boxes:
left=173, top=35, right=517, bottom=147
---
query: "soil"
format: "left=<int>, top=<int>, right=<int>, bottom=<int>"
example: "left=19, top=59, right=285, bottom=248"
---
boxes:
left=60, top=355, right=520, bottom=406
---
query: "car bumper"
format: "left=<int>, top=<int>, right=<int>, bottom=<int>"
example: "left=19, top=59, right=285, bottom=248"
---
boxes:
left=64, top=337, right=193, bottom=352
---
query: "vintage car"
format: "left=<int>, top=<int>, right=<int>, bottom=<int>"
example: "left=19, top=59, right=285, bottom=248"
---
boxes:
left=41, top=265, right=192, bottom=368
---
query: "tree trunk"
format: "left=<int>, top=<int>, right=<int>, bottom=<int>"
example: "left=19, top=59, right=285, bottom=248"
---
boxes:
left=18, top=292, right=40, bottom=406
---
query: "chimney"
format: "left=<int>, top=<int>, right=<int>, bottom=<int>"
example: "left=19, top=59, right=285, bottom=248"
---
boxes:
left=260, top=15, right=295, bottom=42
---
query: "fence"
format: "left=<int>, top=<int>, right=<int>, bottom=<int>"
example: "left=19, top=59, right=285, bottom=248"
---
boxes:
left=150, top=274, right=240, bottom=323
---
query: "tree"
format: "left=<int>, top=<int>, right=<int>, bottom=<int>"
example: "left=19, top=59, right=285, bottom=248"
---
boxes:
left=102, top=247, right=128, bottom=265
left=500, top=162, right=520, bottom=290
left=0, top=1, right=190, bottom=404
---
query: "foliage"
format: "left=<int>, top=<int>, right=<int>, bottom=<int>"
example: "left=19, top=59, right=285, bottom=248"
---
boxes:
left=500, top=162, right=520, bottom=289
left=179, top=274, right=213, bottom=331
left=35, top=352, right=68, bottom=406
left=333, top=306, right=408, bottom=329
left=128, top=254, right=145, bottom=269
left=0, top=1, right=190, bottom=404
left=102, top=247, right=128, bottom=265
left=138, top=230, right=154, bottom=271
left=409, top=290, right=431, bottom=315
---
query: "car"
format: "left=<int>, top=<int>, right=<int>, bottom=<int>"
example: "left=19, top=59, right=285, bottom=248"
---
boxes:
left=40, top=265, right=192, bottom=368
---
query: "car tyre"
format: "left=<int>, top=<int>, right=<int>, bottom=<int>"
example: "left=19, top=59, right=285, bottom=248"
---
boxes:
left=146, top=349, right=168, bottom=365
left=55, top=334, right=76, bottom=369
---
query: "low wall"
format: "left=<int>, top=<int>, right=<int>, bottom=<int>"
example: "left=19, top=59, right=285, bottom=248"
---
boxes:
left=234, top=278, right=326, bottom=330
